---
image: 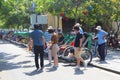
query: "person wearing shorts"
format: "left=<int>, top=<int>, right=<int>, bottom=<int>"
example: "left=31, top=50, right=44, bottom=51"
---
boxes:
left=49, top=29, right=59, bottom=68
left=73, top=25, right=85, bottom=69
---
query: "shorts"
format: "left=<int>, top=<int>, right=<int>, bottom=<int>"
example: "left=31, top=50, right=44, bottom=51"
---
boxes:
left=74, top=47, right=84, bottom=58
left=51, top=44, right=59, bottom=58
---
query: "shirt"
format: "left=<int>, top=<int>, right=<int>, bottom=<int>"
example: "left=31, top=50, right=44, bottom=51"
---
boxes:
left=97, top=30, right=108, bottom=45
left=74, top=32, right=83, bottom=47
left=79, top=27, right=84, bottom=34
left=51, top=33, right=58, bottom=44
left=44, top=31, right=52, bottom=43
left=30, top=30, right=43, bottom=46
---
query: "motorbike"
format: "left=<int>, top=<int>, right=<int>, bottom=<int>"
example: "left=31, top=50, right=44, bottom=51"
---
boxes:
left=107, top=31, right=120, bottom=49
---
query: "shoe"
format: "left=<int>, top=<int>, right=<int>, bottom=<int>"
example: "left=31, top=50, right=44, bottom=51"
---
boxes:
left=40, top=67, right=44, bottom=71
left=100, top=59, right=105, bottom=61
left=51, top=65, right=58, bottom=69
left=75, top=65, right=80, bottom=70
left=83, top=61, right=88, bottom=69
left=36, top=68, right=40, bottom=72
left=48, top=63, right=52, bottom=66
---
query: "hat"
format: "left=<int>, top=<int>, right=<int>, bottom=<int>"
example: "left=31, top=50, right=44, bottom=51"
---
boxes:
left=47, top=26, right=53, bottom=30
left=96, top=26, right=101, bottom=30
left=74, top=23, right=81, bottom=27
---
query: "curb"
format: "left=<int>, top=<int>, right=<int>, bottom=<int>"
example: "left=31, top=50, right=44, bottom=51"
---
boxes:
left=90, top=63, right=120, bottom=75
left=6, top=39, right=27, bottom=47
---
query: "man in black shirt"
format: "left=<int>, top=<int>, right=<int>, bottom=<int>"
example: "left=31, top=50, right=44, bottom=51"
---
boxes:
left=73, top=26, right=84, bottom=69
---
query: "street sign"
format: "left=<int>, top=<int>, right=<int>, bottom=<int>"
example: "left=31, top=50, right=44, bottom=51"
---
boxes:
left=30, top=14, right=48, bottom=25
left=37, top=15, right=48, bottom=24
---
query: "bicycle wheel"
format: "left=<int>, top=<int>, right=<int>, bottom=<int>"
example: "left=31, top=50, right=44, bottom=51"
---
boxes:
left=57, top=49, right=64, bottom=57
left=63, top=46, right=74, bottom=57
left=81, top=48, right=92, bottom=64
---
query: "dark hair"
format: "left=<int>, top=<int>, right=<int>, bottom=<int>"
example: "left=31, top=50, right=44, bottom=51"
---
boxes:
left=73, top=26, right=80, bottom=31
left=34, top=24, right=39, bottom=30
left=34, top=24, right=42, bottom=30
left=48, top=29, right=54, bottom=33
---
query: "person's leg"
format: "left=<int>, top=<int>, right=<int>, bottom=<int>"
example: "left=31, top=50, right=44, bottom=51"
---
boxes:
left=100, top=43, right=105, bottom=60
left=98, top=45, right=102, bottom=59
left=48, top=49, right=52, bottom=64
left=39, top=46, right=44, bottom=68
left=76, top=58, right=80, bottom=66
left=74, top=48, right=80, bottom=68
left=52, top=45, right=58, bottom=67
left=34, top=46, right=39, bottom=69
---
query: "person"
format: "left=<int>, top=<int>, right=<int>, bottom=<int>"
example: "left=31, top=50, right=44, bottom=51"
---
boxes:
left=44, top=26, right=53, bottom=65
left=74, top=23, right=84, bottom=34
left=73, top=25, right=86, bottom=69
left=95, top=26, right=108, bottom=61
left=58, top=32, right=64, bottom=45
left=44, top=26, right=53, bottom=43
left=48, top=28, right=59, bottom=68
left=29, top=24, right=46, bottom=71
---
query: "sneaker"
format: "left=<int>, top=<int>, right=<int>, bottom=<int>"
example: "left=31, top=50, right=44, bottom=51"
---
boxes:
left=40, top=67, right=44, bottom=71
left=36, top=68, right=40, bottom=72
left=75, top=65, right=80, bottom=69
left=83, top=61, right=88, bottom=69
left=51, top=65, right=58, bottom=69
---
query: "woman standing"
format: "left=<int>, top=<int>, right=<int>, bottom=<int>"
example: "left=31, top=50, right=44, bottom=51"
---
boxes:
left=49, top=29, right=59, bottom=68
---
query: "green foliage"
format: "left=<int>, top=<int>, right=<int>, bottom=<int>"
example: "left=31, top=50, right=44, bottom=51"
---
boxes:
left=0, top=0, right=120, bottom=31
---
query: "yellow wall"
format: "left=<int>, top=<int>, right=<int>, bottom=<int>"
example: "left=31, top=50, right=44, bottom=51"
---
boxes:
left=48, top=14, right=62, bottom=29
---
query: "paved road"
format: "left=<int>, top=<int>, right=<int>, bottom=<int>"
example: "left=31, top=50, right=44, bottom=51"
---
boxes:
left=0, top=41, right=120, bottom=80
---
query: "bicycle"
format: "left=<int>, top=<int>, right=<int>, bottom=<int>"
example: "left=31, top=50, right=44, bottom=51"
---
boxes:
left=58, top=33, right=93, bottom=64
left=91, top=39, right=107, bottom=58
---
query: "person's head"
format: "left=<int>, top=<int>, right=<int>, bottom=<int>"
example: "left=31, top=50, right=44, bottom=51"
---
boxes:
left=73, top=26, right=80, bottom=34
left=95, top=26, right=102, bottom=32
left=34, top=24, right=42, bottom=30
left=34, top=24, right=39, bottom=30
left=37, top=24, right=43, bottom=30
left=47, top=26, right=54, bottom=34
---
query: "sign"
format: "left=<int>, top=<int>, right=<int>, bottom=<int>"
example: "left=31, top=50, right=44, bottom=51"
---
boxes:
left=37, top=15, right=48, bottom=24
left=30, top=14, right=48, bottom=24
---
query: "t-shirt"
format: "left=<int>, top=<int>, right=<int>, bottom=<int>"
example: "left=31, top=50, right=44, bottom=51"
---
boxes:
left=74, top=32, right=83, bottom=47
left=30, top=30, right=43, bottom=46
left=97, top=30, right=108, bottom=45
left=44, top=31, right=52, bottom=43
left=79, top=27, right=84, bottom=34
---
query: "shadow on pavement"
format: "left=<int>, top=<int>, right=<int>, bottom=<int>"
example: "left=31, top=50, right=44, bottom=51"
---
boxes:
left=46, top=67, right=57, bottom=72
left=22, top=65, right=34, bottom=68
left=0, top=61, right=21, bottom=72
left=0, top=52, right=21, bottom=71
left=0, top=52, right=20, bottom=60
left=74, top=68, right=84, bottom=75
left=17, top=61, right=31, bottom=65
left=24, top=69, right=43, bottom=76
left=0, top=52, right=33, bottom=71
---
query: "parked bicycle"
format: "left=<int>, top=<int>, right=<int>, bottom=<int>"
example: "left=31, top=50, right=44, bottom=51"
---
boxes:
left=58, top=32, right=93, bottom=64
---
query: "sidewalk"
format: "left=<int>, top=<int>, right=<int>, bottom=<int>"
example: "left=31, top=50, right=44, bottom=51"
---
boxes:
left=91, top=50, right=120, bottom=74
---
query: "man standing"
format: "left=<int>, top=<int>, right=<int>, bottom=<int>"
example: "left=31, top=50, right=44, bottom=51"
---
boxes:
left=29, top=24, right=46, bottom=70
left=73, top=25, right=85, bottom=69
left=95, top=26, right=108, bottom=61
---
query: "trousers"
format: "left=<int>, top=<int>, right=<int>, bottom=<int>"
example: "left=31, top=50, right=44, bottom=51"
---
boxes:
left=98, top=43, right=105, bottom=60
left=34, top=45, right=44, bottom=69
